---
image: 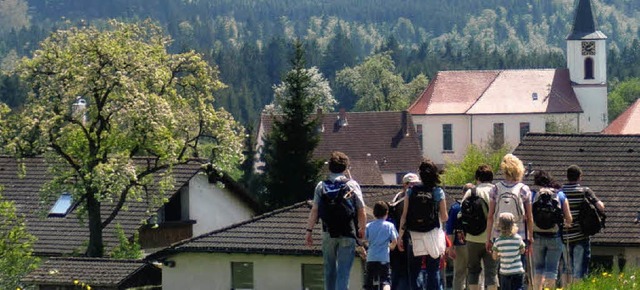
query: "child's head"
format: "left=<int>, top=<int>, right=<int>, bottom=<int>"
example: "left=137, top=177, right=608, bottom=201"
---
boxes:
left=373, top=201, right=389, bottom=219
left=498, top=212, right=518, bottom=236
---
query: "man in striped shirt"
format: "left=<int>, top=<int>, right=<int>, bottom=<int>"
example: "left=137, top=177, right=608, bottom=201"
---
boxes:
left=561, top=165, right=605, bottom=282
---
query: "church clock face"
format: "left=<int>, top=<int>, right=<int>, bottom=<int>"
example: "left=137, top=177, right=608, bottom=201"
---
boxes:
left=581, top=41, right=596, bottom=55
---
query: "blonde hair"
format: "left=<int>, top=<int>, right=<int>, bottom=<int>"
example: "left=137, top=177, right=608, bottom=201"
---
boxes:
left=498, top=212, right=518, bottom=236
left=500, top=154, right=525, bottom=182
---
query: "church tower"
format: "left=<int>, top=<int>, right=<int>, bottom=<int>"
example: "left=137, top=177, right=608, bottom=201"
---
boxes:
left=566, top=0, right=608, bottom=132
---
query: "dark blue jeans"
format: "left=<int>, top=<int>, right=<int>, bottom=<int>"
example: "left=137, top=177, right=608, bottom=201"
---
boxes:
left=500, top=274, right=524, bottom=290
left=407, top=235, right=441, bottom=290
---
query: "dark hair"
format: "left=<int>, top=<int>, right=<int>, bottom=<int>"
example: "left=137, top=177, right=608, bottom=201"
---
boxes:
left=534, top=170, right=561, bottom=189
left=475, top=164, right=494, bottom=183
left=373, top=201, right=389, bottom=219
left=418, top=159, right=440, bottom=188
left=567, top=165, right=582, bottom=182
left=328, top=151, right=349, bottom=173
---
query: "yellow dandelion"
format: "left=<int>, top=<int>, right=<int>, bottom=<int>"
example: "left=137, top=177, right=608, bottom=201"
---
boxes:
left=592, top=278, right=596, bottom=283
left=74, top=280, right=79, bottom=285
left=603, top=272, right=608, bottom=277
left=86, top=286, right=91, bottom=290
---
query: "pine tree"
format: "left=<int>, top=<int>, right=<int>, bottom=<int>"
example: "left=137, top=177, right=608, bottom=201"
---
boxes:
left=261, top=41, right=322, bottom=210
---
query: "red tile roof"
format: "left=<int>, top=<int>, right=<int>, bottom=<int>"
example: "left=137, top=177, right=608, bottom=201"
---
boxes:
left=260, top=111, right=422, bottom=175
left=602, top=98, right=640, bottom=134
left=409, top=69, right=582, bottom=115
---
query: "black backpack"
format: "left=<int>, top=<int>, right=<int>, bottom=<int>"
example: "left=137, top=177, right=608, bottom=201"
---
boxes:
left=460, top=188, right=488, bottom=236
left=532, top=188, right=563, bottom=231
left=387, top=194, right=405, bottom=230
left=318, top=179, right=357, bottom=238
left=405, top=185, right=439, bottom=232
left=578, top=188, right=606, bottom=236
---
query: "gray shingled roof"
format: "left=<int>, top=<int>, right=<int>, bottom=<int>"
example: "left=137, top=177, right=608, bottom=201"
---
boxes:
left=22, top=257, right=160, bottom=287
left=260, top=111, right=422, bottom=175
left=0, top=156, right=257, bottom=256
left=567, top=0, right=607, bottom=40
left=148, top=185, right=465, bottom=260
left=513, top=133, right=640, bottom=246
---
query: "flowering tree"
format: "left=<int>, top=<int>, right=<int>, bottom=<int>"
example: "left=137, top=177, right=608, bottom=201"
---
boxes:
left=264, top=66, right=337, bottom=114
left=8, top=20, right=244, bottom=257
left=0, top=193, right=39, bottom=289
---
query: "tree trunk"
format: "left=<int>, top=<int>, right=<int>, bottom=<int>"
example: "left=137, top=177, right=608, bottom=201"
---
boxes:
left=85, top=192, right=104, bottom=257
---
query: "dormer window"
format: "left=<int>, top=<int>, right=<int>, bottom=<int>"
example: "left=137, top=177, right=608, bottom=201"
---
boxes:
left=48, top=192, right=73, bottom=217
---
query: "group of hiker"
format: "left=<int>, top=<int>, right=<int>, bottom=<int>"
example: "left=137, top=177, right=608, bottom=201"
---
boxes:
left=305, top=151, right=605, bottom=290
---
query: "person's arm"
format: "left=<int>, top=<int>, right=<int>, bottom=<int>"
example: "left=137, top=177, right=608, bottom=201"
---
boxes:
left=522, top=185, right=534, bottom=245
left=389, top=236, right=398, bottom=250
left=562, top=197, right=573, bottom=225
left=485, top=199, right=496, bottom=253
left=439, top=199, right=448, bottom=223
left=491, top=245, right=499, bottom=260
left=398, top=190, right=411, bottom=251
left=305, top=204, right=319, bottom=247
left=357, top=207, right=366, bottom=239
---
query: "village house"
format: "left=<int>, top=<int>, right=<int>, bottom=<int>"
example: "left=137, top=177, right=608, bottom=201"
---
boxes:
left=256, top=110, right=423, bottom=185
left=602, top=98, right=640, bottom=134
left=409, top=0, right=608, bottom=166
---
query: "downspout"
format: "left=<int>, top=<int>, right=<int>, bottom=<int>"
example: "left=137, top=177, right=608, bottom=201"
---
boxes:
left=470, top=114, right=474, bottom=144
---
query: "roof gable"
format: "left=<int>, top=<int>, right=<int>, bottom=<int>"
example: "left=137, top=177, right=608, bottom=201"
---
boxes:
left=260, top=111, right=422, bottom=174
left=603, top=99, right=640, bottom=134
left=513, top=133, right=640, bottom=245
left=410, top=69, right=581, bottom=115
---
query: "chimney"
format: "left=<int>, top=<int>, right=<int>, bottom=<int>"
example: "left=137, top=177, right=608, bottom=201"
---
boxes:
left=338, top=108, right=348, bottom=127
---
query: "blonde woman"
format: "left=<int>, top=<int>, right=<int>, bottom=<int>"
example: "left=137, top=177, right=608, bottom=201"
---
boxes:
left=485, top=154, right=533, bottom=255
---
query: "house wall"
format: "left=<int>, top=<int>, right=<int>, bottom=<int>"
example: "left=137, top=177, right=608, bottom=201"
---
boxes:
left=162, top=252, right=364, bottom=290
left=188, top=174, right=255, bottom=236
left=413, top=113, right=580, bottom=164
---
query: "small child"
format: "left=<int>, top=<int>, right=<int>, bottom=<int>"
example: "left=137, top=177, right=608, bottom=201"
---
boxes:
left=364, top=201, right=399, bottom=290
left=492, top=212, right=526, bottom=290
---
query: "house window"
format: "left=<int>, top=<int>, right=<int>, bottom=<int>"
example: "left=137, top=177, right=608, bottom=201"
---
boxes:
left=442, top=124, right=452, bottom=151
left=519, top=122, right=530, bottom=141
left=231, top=262, right=254, bottom=290
left=416, top=124, right=423, bottom=151
left=302, top=264, right=324, bottom=290
left=48, top=192, right=73, bottom=217
left=584, top=58, right=594, bottom=79
left=492, top=123, right=504, bottom=149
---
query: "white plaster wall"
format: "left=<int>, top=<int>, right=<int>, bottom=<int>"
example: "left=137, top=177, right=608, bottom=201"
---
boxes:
left=413, top=114, right=470, bottom=165
left=188, top=174, right=255, bottom=236
left=573, top=86, right=608, bottom=133
left=163, top=252, right=364, bottom=290
left=382, top=173, right=398, bottom=185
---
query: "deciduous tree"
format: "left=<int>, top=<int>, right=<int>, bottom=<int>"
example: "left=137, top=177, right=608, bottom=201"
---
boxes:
left=0, top=193, right=39, bottom=289
left=9, top=20, right=244, bottom=257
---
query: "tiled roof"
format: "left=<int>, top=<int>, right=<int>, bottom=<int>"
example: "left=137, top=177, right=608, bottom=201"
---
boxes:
left=22, top=257, right=160, bottom=287
left=408, top=69, right=582, bottom=115
left=513, top=133, right=640, bottom=246
left=0, top=156, right=257, bottom=256
left=260, top=111, right=422, bottom=174
left=148, top=185, right=466, bottom=259
left=602, top=99, right=640, bottom=134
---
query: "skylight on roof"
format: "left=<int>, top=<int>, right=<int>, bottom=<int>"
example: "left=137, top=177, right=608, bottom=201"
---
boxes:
left=48, top=193, right=73, bottom=217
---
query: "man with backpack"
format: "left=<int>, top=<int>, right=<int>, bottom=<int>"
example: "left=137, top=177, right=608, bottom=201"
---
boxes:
left=445, top=183, right=472, bottom=290
left=561, top=165, right=605, bottom=283
left=305, top=151, right=366, bottom=290
left=461, top=164, right=498, bottom=290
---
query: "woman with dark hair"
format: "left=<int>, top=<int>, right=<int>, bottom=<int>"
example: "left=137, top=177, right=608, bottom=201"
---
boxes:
left=398, top=159, right=448, bottom=290
left=531, top=170, right=572, bottom=290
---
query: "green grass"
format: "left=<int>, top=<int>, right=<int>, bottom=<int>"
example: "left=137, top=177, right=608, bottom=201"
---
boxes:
left=565, top=268, right=640, bottom=290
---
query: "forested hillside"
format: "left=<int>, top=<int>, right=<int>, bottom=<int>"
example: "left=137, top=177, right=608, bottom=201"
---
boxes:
left=1, top=0, right=639, bottom=124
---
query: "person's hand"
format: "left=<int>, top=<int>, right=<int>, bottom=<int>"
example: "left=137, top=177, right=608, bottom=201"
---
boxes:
left=485, top=240, right=493, bottom=253
left=358, top=228, right=365, bottom=239
left=305, top=231, right=313, bottom=247
left=446, top=247, right=457, bottom=259
left=398, top=238, right=405, bottom=252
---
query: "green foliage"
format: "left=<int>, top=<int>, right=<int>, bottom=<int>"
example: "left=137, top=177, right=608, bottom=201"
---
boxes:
left=0, top=193, right=39, bottom=289
left=261, top=41, right=323, bottom=210
left=336, top=52, right=428, bottom=111
left=109, top=223, right=142, bottom=259
left=608, top=78, right=640, bottom=122
left=567, top=268, right=640, bottom=290
left=441, top=144, right=509, bottom=186
left=8, top=20, right=244, bottom=257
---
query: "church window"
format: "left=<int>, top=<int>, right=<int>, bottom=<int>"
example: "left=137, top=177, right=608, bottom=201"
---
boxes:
left=584, top=58, right=594, bottom=80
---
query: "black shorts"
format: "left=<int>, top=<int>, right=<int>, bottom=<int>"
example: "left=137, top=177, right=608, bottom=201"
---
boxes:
left=364, top=261, right=391, bottom=290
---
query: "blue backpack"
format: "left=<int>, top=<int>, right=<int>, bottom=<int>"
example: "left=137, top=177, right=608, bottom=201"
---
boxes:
left=318, top=179, right=357, bottom=238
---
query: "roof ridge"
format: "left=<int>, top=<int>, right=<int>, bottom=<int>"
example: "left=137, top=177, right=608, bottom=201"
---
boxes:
left=49, top=257, right=145, bottom=263
left=465, top=70, right=501, bottom=114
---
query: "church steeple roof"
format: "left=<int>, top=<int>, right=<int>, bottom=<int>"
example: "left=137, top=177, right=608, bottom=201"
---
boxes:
left=567, top=0, right=607, bottom=40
